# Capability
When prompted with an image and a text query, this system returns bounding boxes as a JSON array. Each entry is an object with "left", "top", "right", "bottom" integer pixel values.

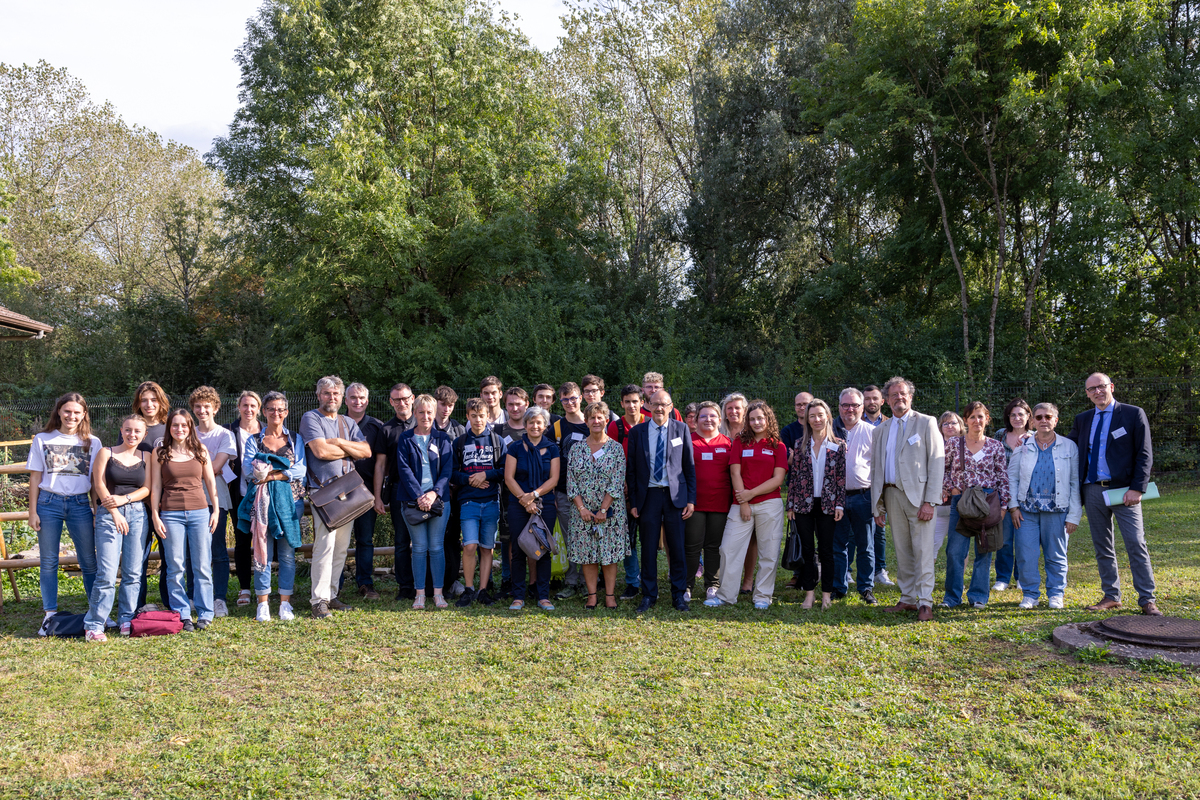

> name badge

[
  {"left": 716, "top": 447, "right": 727, "bottom": 453},
  {"left": 430, "top": 443, "right": 439, "bottom": 454},
  {"left": 971, "top": 448, "right": 986, "bottom": 462},
  {"left": 464, "top": 444, "right": 476, "bottom": 453},
  {"left": 1111, "top": 426, "right": 1127, "bottom": 439},
  {"left": 502, "top": 436, "right": 513, "bottom": 447},
  {"left": 824, "top": 441, "right": 839, "bottom": 453},
  {"left": 571, "top": 432, "right": 585, "bottom": 441},
  {"left": 702, "top": 452, "right": 714, "bottom": 461},
  {"left": 762, "top": 449, "right": 773, "bottom": 456},
  {"left": 907, "top": 434, "right": 921, "bottom": 446},
  {"left": 671, "top": 437, "right": 683, "bottom": 447},
  {"left": 592, "top": 449, "right": 604, "bottom": 460},
  {"left": 742, "top": 449, "right": 755, "bottom": 457}
]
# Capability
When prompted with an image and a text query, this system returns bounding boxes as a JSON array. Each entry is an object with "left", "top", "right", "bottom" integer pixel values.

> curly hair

[
  {"left": 737, "top": 399, "right": 781, "bottom": 445},
  {"left": 157, "top": 409, "right": 208, "bottom": 465},
  {"left": 188, "top": 385, "right": 221, "bottom": 413}
]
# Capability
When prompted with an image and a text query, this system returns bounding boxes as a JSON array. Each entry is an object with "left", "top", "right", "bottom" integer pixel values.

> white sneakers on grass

[
  {"left": 992, "top": 581, "right": 1010, "bottom": 592},
  {"left": 1019, "top": 597, "right": 1038, "bottom": 609},
  {"left": 278, "top": 601, "right": 295, "bottom": 621},
  {"left": 874, "top": 570, "right": 896, "bottom": 587},
  {"left": 256, "top": 601, "right": 271, "bottom": 622},
  {"left": 1048, "top": 596, "right": 1064, "bottom": 609},
  {"left": 256, "top": 600, "right": 295, "bottom": 621},
  {"left": 214, "top": 599, "right": 228, "bottom": 618}
]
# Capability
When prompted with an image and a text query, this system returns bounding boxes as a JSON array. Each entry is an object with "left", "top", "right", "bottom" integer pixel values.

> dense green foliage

[{"left": 1, "top": 0, "right": 1198, "bottom": 397}]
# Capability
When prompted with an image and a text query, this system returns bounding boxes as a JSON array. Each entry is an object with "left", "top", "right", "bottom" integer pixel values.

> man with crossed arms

[{"left": 870, "top": 376, "right": 944, "bottom": 622}]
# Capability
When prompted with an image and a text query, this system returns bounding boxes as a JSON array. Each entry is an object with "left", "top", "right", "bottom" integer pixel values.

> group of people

[{"left": 26, "top": 369, "right": 1162, "bottom": 639}]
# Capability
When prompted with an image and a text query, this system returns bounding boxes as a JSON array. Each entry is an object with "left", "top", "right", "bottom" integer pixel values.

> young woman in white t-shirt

[
  {"left": 28, "top": 392, "right": 103, "bottom": 634},
  {"left": 190, "top": 386, "right": 238, "bottom": 618}
]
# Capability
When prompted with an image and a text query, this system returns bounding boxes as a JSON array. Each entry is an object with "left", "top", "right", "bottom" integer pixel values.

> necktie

[
  {"left": 1088, "top": 409, "right": 1107, "bottom": 483},
  {"left": 653, "top": 425, "right": 666, "bottom": 484}
]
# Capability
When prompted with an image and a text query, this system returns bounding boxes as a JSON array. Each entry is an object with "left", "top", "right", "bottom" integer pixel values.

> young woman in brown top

[{"left": 150, "top": 409, "right": 219, "bottom": 631}]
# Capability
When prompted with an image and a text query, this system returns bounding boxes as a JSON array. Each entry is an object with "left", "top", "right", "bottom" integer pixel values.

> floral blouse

[
  {"left": 942, "top": 436, "right": 1010, "bottom": 508},
  {"left": 786, "top": 438, "right": 846, "bottom": 517}
]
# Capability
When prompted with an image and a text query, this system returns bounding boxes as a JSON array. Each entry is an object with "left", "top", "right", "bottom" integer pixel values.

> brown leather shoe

[
  {"left": 327, "top": 597, "right": 356, "bottom": 612},
  {"left": 1141, "top": 601, "right": 1164, "bottom": 616},
  {"left": 917, "top": 605, "right": 933, "bottom": 622},
  {"left": 1086, "top": 599, "right": 1122, "bottom": 612},
  {"left": 359, "top": 586, "right": 381, "bottom": 600},
  {"left": 883, "top": 602, "right": 919, "bottom": 613}
]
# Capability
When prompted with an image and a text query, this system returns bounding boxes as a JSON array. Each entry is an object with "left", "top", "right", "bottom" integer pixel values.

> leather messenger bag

[{"left": 309, "top": 416, "right": 375, "bottom": 530}]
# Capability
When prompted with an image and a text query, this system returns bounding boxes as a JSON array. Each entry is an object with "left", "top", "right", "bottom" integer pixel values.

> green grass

[{"left": 2, "top": 492, "right": 1199, "bottom": 799}]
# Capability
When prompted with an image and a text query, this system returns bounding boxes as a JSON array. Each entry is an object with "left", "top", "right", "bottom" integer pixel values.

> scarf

[{"left": 521, "top": 433, "right": 547, "bottom": 494}]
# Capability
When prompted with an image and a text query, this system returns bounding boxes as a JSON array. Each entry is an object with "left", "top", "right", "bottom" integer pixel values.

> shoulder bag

[
  {"left": 517, "top": 501, "right": 559, "bottom": 560},
  {"left": 309, "top": 416, "right": 374, "bottom": 530}
]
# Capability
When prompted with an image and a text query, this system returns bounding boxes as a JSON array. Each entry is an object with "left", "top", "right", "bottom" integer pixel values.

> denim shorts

[{"left": 459, "top": 500, "right": 499, "bottom": 549}]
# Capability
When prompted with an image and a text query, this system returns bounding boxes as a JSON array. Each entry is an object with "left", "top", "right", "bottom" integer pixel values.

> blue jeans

[
  {"left": 943, "top": 493, "right": 995, "bottom": 606},
  {"left": 253, "top": 536, "right": 297, "bottom": 597},
  {"left": 36, "top": 491, "right": 96, "bottom": 611},
  {"left": 460, "top": 500, "right": 500, "bottom": 549},
  {"left": 405, "top": 508, "right": 450, "bottom": 592},
  {"left": 161, "top": 509, "right": 214, "bottom": 621},
  {"left": 185, "top": 508, "right": 230, "bottom": 605},
  {"left": 994, "top": 513, "right": 1017, "bottom": 584},
  {"left": 85, "top": 503, "right": 150, "bottom": 630},
  {"left": 1015, "top": 509, "right": 1069, "bottom": 601},
  {"left": 833, "top": 492, "right": 875, "bottom": 594}
]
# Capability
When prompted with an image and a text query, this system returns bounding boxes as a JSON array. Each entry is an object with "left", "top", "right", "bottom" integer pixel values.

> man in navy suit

[
  {"left": 628, "top": 390, "right": 696, "bottom": 612},
  {"left": 1067, "top": 373, "right": 1160, "bottom": 615}
]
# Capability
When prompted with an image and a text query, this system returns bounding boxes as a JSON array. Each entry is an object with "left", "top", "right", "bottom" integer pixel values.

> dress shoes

[
  {"left": 1141, "top": 601, "right": 1164, "bottom": 616},
  {"left": 859, "top": 589, "right": 877, "bottom": 606},
  {"left": 636, "top": 597, "right": 655, "bottom": 614},
  {"left": 673, "top": 598, "right": 689, "bottom": 612},
  {"left": 883, "top": 602, "right": 919, "bottom": 613},
  {"left": 917, "top": 605, "right": 933, "bottom": 622},
  {"left": 1086, "top": 598, "right": 1122, "bottom": 612}
]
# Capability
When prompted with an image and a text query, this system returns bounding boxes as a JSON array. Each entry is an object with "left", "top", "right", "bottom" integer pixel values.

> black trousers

[
  {"left": 797, "top": 507, "right": 837, "bottom": 593},
  {"left": 684, "top": 510, "right": 726, "bottom": 592},
  {"left": 638, "top": 487, "right": 687, "bottom": 603}
]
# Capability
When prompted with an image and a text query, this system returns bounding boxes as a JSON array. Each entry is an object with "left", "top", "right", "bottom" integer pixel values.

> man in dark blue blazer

[
  {"left": 1066, "top": 373, "right": 1160, "bottom": 615},
  {"left": 628, "top": 390, "right": 696, "bottom": 612}
]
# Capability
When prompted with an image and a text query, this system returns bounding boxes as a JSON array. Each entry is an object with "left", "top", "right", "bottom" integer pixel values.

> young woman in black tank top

[{"left": 84, "top": 415, "right": 152, "bottom": 641}]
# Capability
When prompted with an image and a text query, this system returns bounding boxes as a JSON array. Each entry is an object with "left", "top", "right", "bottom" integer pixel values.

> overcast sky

[{"left": 1, "top": 0, "right": 568, "bottom": 156}]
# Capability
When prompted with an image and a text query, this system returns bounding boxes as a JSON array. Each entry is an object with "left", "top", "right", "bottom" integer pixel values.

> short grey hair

[
  {"left": 883, "top": 376, "right": 915, "bottom": 399},
  {"left": 1032, "top": 402, "right": 1059, "bottom": 418},
  {"left": 346, "top": 382, "right": 369, "bottom": 397},
  {"left": 263, "top": 391, "right": 289, "bottom": 409},
  {"left": 524, "top": 406, "right": 550, "bottom": 427},
  {"left": 316, "top": 375, "right": 344, "bottom": 394},
  {"left": 839, "top": 387, "right": 864, "bottom": 403}
]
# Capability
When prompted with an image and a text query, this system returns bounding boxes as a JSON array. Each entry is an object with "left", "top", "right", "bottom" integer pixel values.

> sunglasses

[{"left": 1034, "top": 414, "right": 1055, "bottom": 421}]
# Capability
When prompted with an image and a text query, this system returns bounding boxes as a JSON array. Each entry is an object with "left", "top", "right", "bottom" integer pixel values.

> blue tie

[
  {"left": 653, "top": 425, "right": 666, "bottom": 484},
  {"left": 1088, "top": 410, "right": 1107, "bottom": 484}
]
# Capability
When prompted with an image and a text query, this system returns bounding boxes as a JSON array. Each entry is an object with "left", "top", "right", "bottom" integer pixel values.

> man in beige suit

[{"left": 870, "top": 377, "right": 945, "bottom": 621}]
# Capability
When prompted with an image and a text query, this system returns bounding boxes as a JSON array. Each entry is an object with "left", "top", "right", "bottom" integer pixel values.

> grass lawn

[{"left": 1, "top": 490, "right": 1198, "bottom": 799}]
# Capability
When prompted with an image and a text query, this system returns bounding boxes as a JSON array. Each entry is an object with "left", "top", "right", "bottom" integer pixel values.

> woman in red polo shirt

[
  {"left": 686, "top": 401, "right": 732, "bottom": 601},
  {"left": 706, "top": 400, "right": 788, "bottom": 609}
]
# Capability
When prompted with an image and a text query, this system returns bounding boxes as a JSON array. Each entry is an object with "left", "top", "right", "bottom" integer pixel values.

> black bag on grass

[{"left": 43, "top": 612, "right": 86, "bottom": 638}]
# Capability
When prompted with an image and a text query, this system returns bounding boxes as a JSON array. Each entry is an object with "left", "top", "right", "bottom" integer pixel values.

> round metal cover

[{"left": 1096, "top": 616, "right": 1200, "bottom": 648}]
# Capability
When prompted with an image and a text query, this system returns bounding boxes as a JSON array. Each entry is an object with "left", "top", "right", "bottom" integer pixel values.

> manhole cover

[{"left": 1096, "top": 616, "right": 1200, "bottom": 648}]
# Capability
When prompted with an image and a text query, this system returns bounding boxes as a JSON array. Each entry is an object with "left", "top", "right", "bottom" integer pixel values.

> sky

[{"left": 1, "top": 0, "right": 568, "bottom": 156}]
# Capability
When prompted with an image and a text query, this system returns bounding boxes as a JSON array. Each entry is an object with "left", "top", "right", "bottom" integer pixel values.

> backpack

[
  {"left": 129, "top": 609, "right": 184, "bottom": 637},
  {"left": 42, "top": 612, "right": 86, "bottom": 638}
]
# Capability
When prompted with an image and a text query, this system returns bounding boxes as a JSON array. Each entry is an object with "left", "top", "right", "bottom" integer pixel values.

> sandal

[
  {"left": 605, "top": 593, "right": 617, "bottom": 609},
  {"left": 585, "top": 592, "right": 598, "bottom": 610},
  {"left": 433, "top": 594, "right": 448, "bottom": 609},
  {"left": 237, "top": 590, "right": 252, "bottom": 607},
  {"left": 412, "top": 595, "right": 426, "bottom": 610},
  {"left": 509, "top": 600, "right": 525, "bottom": 611},
  {"left": 538, "top": 600, "right": 555, "bottom": 611}
]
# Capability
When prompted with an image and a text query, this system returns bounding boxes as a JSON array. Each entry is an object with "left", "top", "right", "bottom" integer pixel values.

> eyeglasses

[
  {"left": 265, "top": 407, "right": 288, "bottom": 414},
  {"left": 1033, "top": 414, "right": 1055, "bottom": 421},
  {"left": 1086, "top": 384, "right": 1111, "bottom": 394},
  {"left": 561, "top": 396, "right": 580, "bottom": 404},
  {"left": 391, "top": 394, "right": 414, "bottom": 403},
  {"left": 840, "top": 403, "right": 862, "bottom": 409},
  {"left": 649, "top": 402, "right": 672, "bottom": 409}
]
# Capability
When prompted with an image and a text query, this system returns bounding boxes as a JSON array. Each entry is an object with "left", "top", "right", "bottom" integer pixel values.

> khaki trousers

[
  {"left": 883, "top": 486, "right": 936, "bottom": 607},
  {"left": 310, "top": 512, "right": 353, "bottom": 605},
  {"left": 715, "top": 498, "right": 785, "bottom": 606}
]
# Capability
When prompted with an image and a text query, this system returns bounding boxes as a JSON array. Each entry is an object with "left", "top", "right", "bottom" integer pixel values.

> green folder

[{"left": 1103, "top": 482, "right": 1159, "bottom": 506}]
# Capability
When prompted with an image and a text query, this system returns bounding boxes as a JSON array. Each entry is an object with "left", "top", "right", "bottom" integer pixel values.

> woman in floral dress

[{"left": 565, "top": 401, "right": 628, "bottom": 609}]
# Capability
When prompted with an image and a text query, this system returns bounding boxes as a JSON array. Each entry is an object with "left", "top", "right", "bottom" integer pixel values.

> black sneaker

[
  {"left": 620, "top": 585, "right": 640, "bottom": 600},
  {"left": 395, "top": 588, "right": 416, "bottom": 602},
  {"left": 499, "top": 578, "right": 513, "bottom": 594},
  {"left": 477, "top": 587, "right": 496, "bottom": 606},
  {"left": 182, "top": 619, "right": 195, "bottom": 632},
  {"left": 195, "top": 619, "right": 210, "bottom": 631},
  {"left": 860, "top": 589, "right": 877, "bottom": 606},
  {"left": 456, "top": 588, "right": 476, "bottom": 608}
]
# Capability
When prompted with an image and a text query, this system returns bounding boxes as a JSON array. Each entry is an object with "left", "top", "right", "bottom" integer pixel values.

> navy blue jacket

[
  {"left": 394, "top": 428, "right": 454, "bottom": 504},
  {"left": 627, "top": 417, "right": 696, "bottom": 512},
  {"left": 1066, "top": 401, "right": 1153, "bottom": 492}
]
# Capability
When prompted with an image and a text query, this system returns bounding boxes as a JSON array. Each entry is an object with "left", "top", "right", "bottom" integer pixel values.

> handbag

[
  {"left": 955, "top": 438, "right": 1005, "bottom": 552},
  {"left": 308, "top": 416, "right": 374, "bottom": 530},
  {"left": 517, "top": 500, "right": 558, "bottom": 560},
  {"left": 783, "top": 515, "right": 805, "bottom": 570},
  {"left": 42, "top": 612, "right": 86, "bottom": 638},
  {"left": 403, "top": 497, "right": 445, "bottom": 526},
  {"left": 129, "top": 608, "right": 184, "bottom": 637}
]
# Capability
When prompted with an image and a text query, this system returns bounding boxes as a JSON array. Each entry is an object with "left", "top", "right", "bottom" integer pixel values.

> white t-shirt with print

[{"left": 29, "top": 431, "right": 102, "bottom": 496}]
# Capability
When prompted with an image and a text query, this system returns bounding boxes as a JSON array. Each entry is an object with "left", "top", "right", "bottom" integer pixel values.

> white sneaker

[
  {"left": 874, "top": 570, "right": 896, "bottom": 587},
  {"left": 992, "top": 581, "right": 1009, "bottom": 592},
  {"left": 1018, "top": 597, "right": 1037, "bottom": 609},
  {"left": 684, "top": 589, "right": 691, "bottom": 602},
  {"left": 706, "top": 586, "right": 718, "bottom": 600},
  {"left": 38, "top": 611, "right": 54, "bottom": 637},
  {"left": 278, "top": 601, "right": 295, "bottom": 621},
  {"left": 972, "top": 601, "right": 987, "bottom": 609},
  {"left": 1048, "top": 596, "right": 1064, "bottom": 609},
  {"left": 214, "top": 599, "right": 228, "bottom": 618},
  {"left": 255, "top": 601, "right": 271, "bottom": 622}
]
